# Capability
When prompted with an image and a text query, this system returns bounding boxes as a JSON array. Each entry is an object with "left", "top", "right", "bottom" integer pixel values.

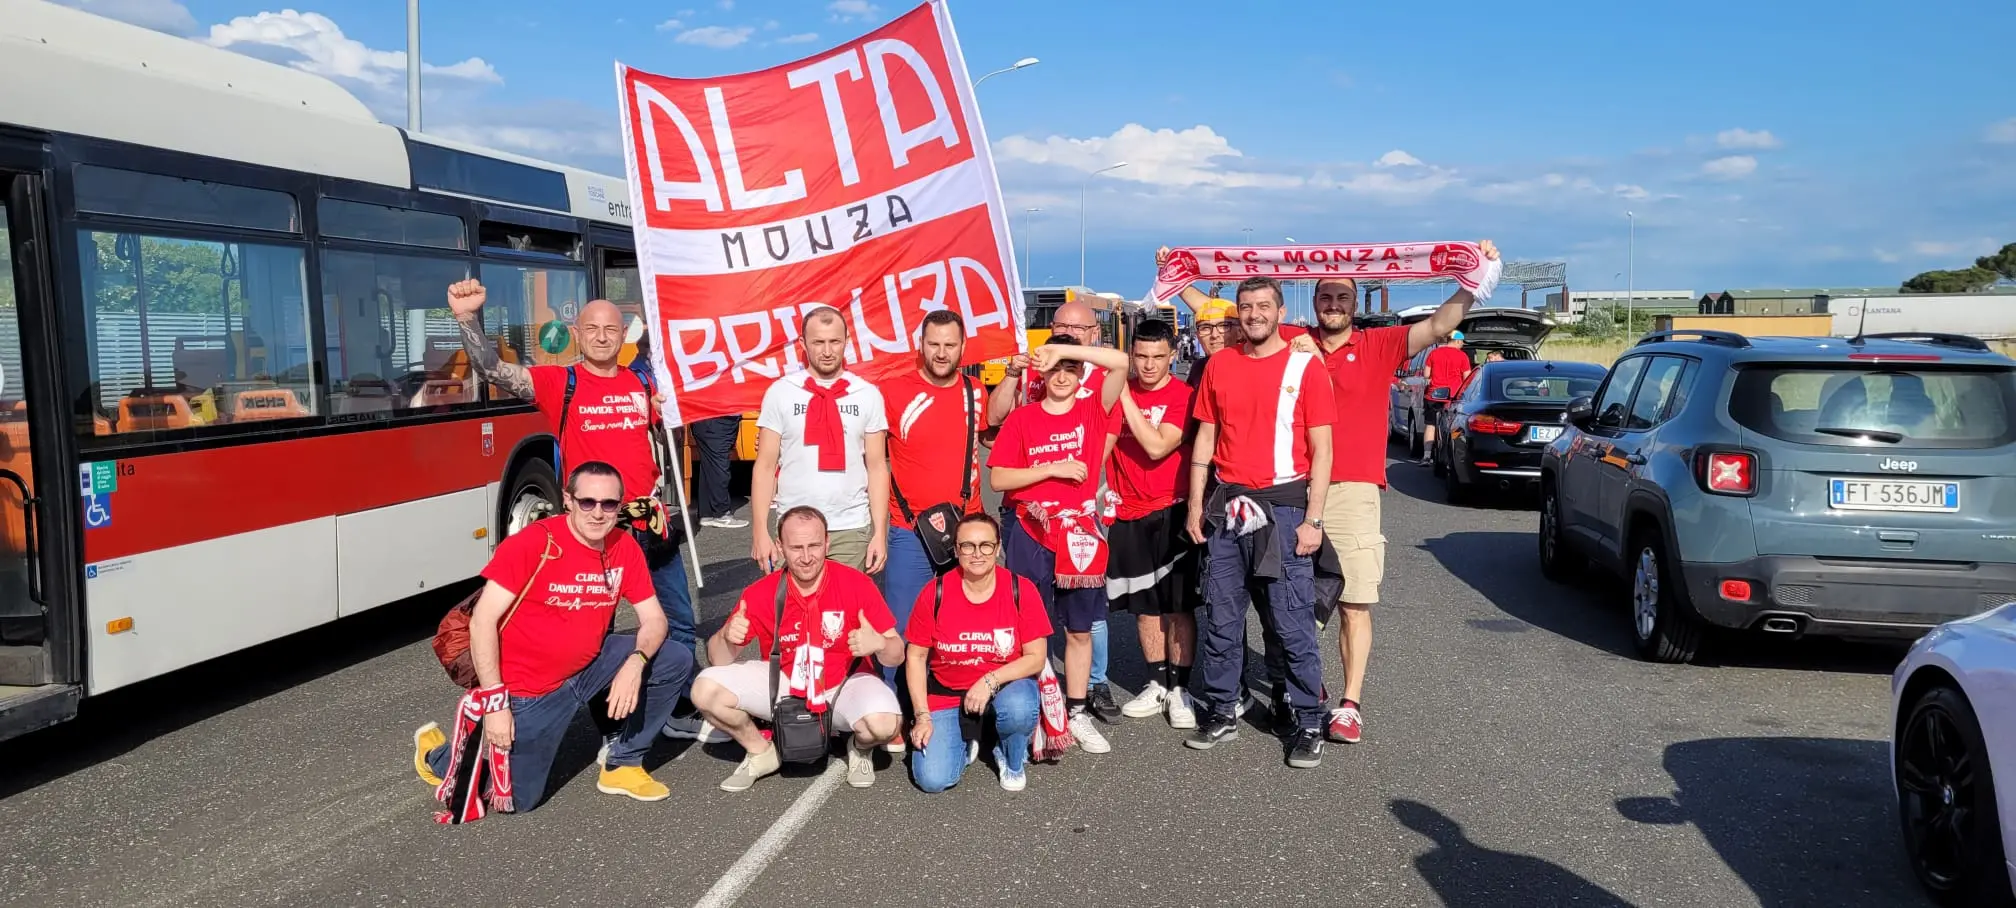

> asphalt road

[{"left": 0, "top": 444, "right": 1931, "bottom": 908}]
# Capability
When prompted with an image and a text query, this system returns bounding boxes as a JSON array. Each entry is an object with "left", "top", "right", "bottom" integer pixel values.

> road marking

[{"left": 691, "top": 761, "right": 845, "bottom": 908}]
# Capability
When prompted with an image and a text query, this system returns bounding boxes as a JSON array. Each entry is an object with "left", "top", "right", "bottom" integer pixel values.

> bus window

[
  {"left": 74, "top": 230, "right": 315, "bottom": 438},
  {"left": 319, "top": 199, "right": 465, "bottom": 251},
  {"left": 478, "top": 262, "right": 588, "bottom": 397},
  {"left": 319, "top": 249, "right": 471, "bottom": 414}
]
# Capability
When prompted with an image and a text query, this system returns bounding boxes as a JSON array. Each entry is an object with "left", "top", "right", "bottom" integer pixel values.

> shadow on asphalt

[
  {"left": 1618, "top": 737, "right": 1929, "bottom": 908},
  {"left": 0, "top": 581, "right": 472, "bottom": 801},
  {"left": 1420, "top": 530, "right": 1908, "bottom": 674},
  {"left": 1393, "top": 799, "right": 1637, "bottom": 906}
]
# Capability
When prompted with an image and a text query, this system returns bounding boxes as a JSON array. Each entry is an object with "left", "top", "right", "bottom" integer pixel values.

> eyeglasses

[
  {"left": 956, "top": 541, "right": 1000, "bottom": 555},
  {"left": 1050, "top": 322, "right": 1097, "bottom": 332},
  {"left": 573, "top": 496, "right": 622, "bottom": 514},
  {"left": 1197, "top": 323, "right": 1232, "bottom": 334}
]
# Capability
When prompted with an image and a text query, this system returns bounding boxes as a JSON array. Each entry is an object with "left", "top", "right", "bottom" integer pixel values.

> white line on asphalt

[{"left": 690, "top": 761, "right": 845, "bottom": 908}]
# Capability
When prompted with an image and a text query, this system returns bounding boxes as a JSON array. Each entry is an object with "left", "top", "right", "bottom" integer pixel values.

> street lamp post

[
  {"left": 975, "top": 56, "right": 1040, "bottom": 86},
  {"left": 1079, "top": 161, "right": 1127, "bottom": 285},
  {"left": 406, "top": 0, "right": 421, "bottom": 131},
  {"left": 1020, "top": 207, "right": 1039, "bottom": 284},
  {"left": 1626, "top": 210, "right": 1636, "bottom": 337}
]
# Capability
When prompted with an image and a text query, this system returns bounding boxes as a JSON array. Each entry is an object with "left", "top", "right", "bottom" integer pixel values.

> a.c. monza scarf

[{"left": 1150, "top": 241, "right": 1503, "bottom": 303}]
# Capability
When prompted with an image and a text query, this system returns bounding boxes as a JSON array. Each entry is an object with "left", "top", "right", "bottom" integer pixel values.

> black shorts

[{"left": 1104, "top": 505, "right": 1198, "bottom": 616}]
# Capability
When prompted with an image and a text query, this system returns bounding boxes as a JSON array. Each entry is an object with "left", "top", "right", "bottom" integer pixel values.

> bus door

[{"left": 0, "top": 159, "right": 85, "bottom": 742}]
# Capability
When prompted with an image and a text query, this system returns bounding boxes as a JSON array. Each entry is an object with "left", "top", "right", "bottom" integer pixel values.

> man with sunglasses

[
  {"left": 411, "top": 461, "right": 692, "bottom": 808},
  {"left": 445, "top": 280, "right": 712, "bottom": 743},
  {"left": 985, "top": 297, "right": 1123, "bottom": 724}
]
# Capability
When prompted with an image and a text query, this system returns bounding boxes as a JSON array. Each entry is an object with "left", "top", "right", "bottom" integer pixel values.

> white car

[{"left": 1891, "top": 601, "right": 2016, "bottom": 906}]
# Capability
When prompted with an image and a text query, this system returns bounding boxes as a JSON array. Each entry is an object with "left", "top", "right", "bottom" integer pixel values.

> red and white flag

[{"left": 615, "top": 1, "right": 1026, "bottom": 426}]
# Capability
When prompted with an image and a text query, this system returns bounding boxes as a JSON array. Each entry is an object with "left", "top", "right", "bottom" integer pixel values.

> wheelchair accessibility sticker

[{"left": 80, "top": 463, "right": 115, "bottom": 529}]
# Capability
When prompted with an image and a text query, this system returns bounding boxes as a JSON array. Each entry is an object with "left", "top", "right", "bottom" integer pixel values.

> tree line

[{"left": 1901, "top": 242, "right": 2016, "bottom": 293}]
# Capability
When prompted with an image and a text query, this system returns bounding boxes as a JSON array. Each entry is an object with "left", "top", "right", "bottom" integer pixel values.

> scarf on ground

[
  {"left": 803, "top": 377, "right": 852, "bottom": 472},
  {"left": 1150, "top": 241, "right": 1504, "bottom": 303},
  {"left": 1019, "top": 502, "right": 1109, "bottom": 589},
  {"left": 1029, "top": 663, "right": 1073, "bottom": 762},
  {"left": 434, "top": 684, "right": 515, "bottom": 824}
]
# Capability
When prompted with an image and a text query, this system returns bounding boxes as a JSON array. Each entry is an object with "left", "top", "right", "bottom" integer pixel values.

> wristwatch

[
  {"left": 630, "top": 649, "right": 651, "bottom": 666},
  {"left": 1303, "top": 517, "right": 1324, "bottom": 529}
]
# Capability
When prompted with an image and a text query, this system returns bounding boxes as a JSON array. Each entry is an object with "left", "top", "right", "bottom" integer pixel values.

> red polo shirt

[{"left": 1321, "top": 325, "right": 1412, "bottom": 488}]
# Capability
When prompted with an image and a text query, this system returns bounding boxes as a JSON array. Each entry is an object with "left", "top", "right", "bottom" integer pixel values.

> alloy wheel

[{"left": 1633, "top": 547, "right": 1661, "bottom": 641}]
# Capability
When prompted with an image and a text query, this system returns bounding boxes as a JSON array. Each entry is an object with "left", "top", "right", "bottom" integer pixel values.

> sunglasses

[
  {"left": 573, "top": 496, "right": 622, "bottom": 514},
  {"left": 956, "top": 541, "right": 1000, "bottom": 555}
]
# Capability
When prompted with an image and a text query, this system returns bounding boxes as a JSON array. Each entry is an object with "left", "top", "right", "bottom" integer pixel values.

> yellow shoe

[
  {"left": 596, "top": 764, "right": 670, "bottom": 802},
  {"left": 413, "top": 722, "right": 445, "bottom": 788}
]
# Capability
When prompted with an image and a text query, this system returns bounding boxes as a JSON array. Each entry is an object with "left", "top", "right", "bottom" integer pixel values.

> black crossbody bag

[
  {"left": 890, "top": 375, "right": 977, "bottom": 575},
  {"left": 768, "top": 580, "right": 836, "bottom": 765}
]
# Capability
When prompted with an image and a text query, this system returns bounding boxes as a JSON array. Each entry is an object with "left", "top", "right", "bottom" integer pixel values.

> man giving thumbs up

[{"left": 692, "top": 506, "right": 906, "bottom": 791}]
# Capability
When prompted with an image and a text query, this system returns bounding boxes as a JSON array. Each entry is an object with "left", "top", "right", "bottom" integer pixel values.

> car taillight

[
  {"left": 1719, "top": 579, "right": 1753, "bottom": 602},
  {"left": 1698, "top": 451, "right": 1755, "bottom": 496},
  {"left": 1468, "top": 414, "right": 1524, "bottom": 435}
]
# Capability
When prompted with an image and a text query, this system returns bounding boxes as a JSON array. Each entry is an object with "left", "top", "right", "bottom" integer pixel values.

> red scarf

[
  {"left": 804, "top": 377, "right": 852, "bottom": 472},
  {"left": 434, "top": 684, "right": 515, "bottom": 823},
  {"left": 1020, "top": 503, "right": 1108, "bottom": 589}
]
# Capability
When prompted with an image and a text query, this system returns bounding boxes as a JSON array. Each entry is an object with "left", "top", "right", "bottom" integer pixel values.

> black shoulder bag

[
  {"left": 768, "top": 579, "right": 833, "bottom": 765},
  {"left": 890, "top": 376, "right": 977, "bottom": 575}
]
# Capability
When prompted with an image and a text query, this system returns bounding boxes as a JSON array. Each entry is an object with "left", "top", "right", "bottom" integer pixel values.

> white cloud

[
  {"left": 1716, "top": 128, "right": 1782, "bottom": 150},
  {"left": 656, "top": 18, "right": 683, "bottom": 31},
  {"left": 1615, "top": 184, "right": 1651, "bottom": 200},
  {"left": 1701, "top": 155, "right": 1758, "bottom": 179},
  {"left": 764, "top": 19, "right": 780, "bottom": 29},
  {"left": 1987, "top": 118, "right": 2016, "bottom": 144},
  {"left": 997, "top": 124, "right": 1304, "bottom": 190},
  {"left": 204, "top": 11, "right": 500, "bottom": 90},
  {"left": 1908, "top": 238, "right": 1999, "bottom": 258},
  {"left": 777, "top": 32, "right": 821, "bottom": 44},
  {"left": 827, "top": 0, "right": 881, "bottom": 21},
  {"left": 1374, "top": 150, "right": 1423, "bottom": 168},
  {"left": 54, "top": 0, "right": 197, "bottom": 34},
  {"left": 674, "top": 25, "right": 755, "bottom": 48},
  {"left": 677, "top": 8, "right": 696, "bottom": 16},
  {"left": 717, "top": 0, "right": 735, "bottom": 8}
]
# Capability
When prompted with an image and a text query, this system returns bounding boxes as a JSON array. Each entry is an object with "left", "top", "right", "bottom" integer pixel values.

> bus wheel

[{"left": 504, "top": 457, "right": 560, "bottom": 538}]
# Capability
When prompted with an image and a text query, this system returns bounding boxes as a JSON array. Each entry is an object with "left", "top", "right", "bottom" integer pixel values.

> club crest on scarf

[{"left": 434, "top": 684, "right": 516, "bottom": 824}]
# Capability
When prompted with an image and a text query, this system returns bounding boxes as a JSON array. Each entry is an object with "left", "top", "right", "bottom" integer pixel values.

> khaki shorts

[
  {"left": 1323, "top": 482, "right": 1385, "bottom": 605},
  {"left": 693, "top": 660, "right": 899, "bottom": 730},
  {"left": 766, "top": 511, "right": 872, "bottom": 572}
]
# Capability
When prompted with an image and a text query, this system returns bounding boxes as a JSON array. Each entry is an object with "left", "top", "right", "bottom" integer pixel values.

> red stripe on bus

[{"left": 82, "top": 413, "right": 547, "bottom": 562}]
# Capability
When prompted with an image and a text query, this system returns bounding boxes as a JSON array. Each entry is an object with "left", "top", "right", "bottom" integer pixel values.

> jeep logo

[{"left": 1880, "top": 458, "right": 1919, "bottom": 472}]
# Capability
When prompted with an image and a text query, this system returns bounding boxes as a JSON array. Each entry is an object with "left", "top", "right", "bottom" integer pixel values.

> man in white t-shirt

[{"left": 751, "top": 307, "right": 891, "bottom": 574}]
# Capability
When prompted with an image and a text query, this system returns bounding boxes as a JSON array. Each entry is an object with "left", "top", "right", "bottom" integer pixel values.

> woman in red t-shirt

[{"left": 903, "top": 513, "right": 1052, "bottom": 793}]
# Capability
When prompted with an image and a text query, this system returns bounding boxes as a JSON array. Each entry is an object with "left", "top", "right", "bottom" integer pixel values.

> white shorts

[{"left": 694, "top": 660, "right": 900, "bottom": 730}]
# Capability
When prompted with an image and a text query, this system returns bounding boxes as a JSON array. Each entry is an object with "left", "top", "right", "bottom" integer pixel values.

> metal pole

[
  {"left": 406, "top": 0, "right": 421, "bottom": 132},
  {"left": 1023, "top": 207, "right": 1038, "bottom": 285},
  {"left": 1079, "top": 162, "right": 1126, "bottom": 286},
  {"left": 1626, "top": 211, "right": 1636, "bottom": 338}
]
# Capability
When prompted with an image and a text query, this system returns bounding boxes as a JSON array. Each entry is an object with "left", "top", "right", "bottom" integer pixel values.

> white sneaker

[
  {"left": 1165, "top": 687, "right": 1198, "bottom": 730},
  {"left": 1121, "top": 681, "right": 1168, "bottom": 718},
  {"left": 999, "top": 765, "right": 1027, "bottom": 792},
  {"left": 845, "top": 742, "right": 876, "bottom": 789},
  {"left": 662, "top": 713, "right": 728, "bottom": 743},
  {"left": 1069, "top": 712, "right": 1111, "bottom": 754},
  {"left": 701, "top": 514, "right": 750, "bottom": 529}
]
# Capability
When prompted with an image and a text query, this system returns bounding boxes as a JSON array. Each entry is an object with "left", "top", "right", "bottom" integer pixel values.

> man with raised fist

[{"left": 691, "top": 506, "right": 906, "bottom": 791}]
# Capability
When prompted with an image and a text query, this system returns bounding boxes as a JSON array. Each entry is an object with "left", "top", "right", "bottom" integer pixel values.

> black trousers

[{"left": 689, "top": 414, "right": 741, "bottom": 518}]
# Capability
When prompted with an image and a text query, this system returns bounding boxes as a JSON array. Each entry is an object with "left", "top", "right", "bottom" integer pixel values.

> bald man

[{"left": 447, "top": 280, "right": 710, "bottom": 744}]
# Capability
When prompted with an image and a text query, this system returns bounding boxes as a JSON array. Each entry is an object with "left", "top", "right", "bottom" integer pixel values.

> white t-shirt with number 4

[{"left": 757, "top": 369, "right": 888, "bottom": 532}]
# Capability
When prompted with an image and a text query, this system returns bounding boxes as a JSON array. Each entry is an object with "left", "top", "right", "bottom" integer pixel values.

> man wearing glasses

[{"left": 985, "top": 297, "right": 1124, "bottom": 725}]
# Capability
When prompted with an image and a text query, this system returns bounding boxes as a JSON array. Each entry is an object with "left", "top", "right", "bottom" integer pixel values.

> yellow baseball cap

[{"left": 1198, "top": 298, "right": 1236, "bottom": 322}]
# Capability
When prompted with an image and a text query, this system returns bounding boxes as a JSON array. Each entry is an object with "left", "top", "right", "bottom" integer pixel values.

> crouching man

[
  {"left": 693, "top": 506, "right": 906, "bottom": 791},
  {"left": 412, "top": 461, "right": 694, "bottom": 810}
]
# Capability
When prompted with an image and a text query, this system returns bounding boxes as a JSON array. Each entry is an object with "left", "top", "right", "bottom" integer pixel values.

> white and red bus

[{"left": 0, "top": 3, "right": 661, "bottom": 741}]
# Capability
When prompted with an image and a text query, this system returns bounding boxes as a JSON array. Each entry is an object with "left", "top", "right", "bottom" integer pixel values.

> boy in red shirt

[
  {"left": 1102, "top": 320, "right": 1200, "bottom": 729},
  {"left": 987, "top": 336, "right": 1127, "bottom": 755},
  {"left": 691, "top": 507, "right": 907, "bottom": 792},
  {"left": 411, "top": 461, "right": 693, "bottom": 810}
]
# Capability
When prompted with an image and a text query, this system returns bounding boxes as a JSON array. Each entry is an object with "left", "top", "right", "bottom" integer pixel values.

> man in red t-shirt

[
  {"left": 878, "top": 310, "right": 989, "bottom": 649},
  {"left": 410, "top": 461, "right": 692, "bottom": 810},
  {"left": 691, "top": 506, "right": 907, "bottom": 792},
  {"left": 1099, "top": 320, "right": 1201, "bottom": 730},
  {"left": 1419, "top": 332, "right": 1472, "bottom": 466},
  {"left": 1184, "top": 276, "right": 1337, "bottom": 767},
  {"left": 445, "top": 280, "right": 709, "bottom": 743},
  {"left": 1302, "top": 243, "right": 1501, "bottom": 747},
  {"left": 988, "top": 336, "right": 1127, "bottom": 755}
]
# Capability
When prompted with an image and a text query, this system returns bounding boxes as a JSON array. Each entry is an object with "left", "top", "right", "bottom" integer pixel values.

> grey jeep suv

[{"left": 1538, "top": 329, "right": 2016, "bottom": 663}]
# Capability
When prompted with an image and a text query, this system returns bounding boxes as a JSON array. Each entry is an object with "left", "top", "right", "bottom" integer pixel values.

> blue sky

[{"left": 60, "top": 0, "right": 2016, "bottom": 303}]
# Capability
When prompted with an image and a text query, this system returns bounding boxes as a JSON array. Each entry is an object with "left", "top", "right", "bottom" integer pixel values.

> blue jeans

[
  {"left": 1090, "top": 619, "right": 1109, "bottom": 688},
  {"left": 880, "top": 530, "right": 938, "bottom": 690},
  {"left": 428, "top": 633, "right": 694, "bottom": 812},
  {"left": 1197, "top": 504, "right": 1324, "bottom": 730},
  {"left": 647, "top": 543, "right": 697, "bottom": 656},
  {"left": 910, "top": 677, "right": 1040, "bottom": 793}
]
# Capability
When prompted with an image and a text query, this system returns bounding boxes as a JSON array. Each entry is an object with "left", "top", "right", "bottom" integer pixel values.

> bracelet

[
  {"left": 983, "top": 674, "right": 1000, "bottom": 693},
  {"left": 630, "top": 649, "right": 651, "bottom": 665}
]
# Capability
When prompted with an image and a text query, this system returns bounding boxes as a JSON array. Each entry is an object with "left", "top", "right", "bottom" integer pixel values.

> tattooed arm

[{"left": 446, "top": 279, "right": 535, "bottom": 399}]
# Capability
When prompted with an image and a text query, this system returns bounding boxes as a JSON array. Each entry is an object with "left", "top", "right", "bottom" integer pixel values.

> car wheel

[
  {"left": 1442, "top": 454, "right": 1473, "bottom": 505},
  {"left": 1897, "top": 684, "right": 2015, "bottom": 907},
  {"left": 1537, "top": 483, "right": 1580, "bottom": 581},
  {"left": 1629, "top": 529, "right": 1705, "bottom": 663}
]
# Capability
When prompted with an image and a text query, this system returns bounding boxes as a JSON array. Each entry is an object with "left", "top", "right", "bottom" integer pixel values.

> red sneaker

[{"left": 1327, "top": 704, "right": 1363, "bottom": 744}]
